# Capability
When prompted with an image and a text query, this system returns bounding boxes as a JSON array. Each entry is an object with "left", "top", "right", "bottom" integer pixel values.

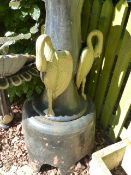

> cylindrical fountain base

[{"left": 22, "top": 98, "right": 95, "bottom": 174}]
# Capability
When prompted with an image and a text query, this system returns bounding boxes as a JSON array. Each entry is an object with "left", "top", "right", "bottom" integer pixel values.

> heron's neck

[
  {"left": 40, "top": 39, "right": 47, "bottom": 71},
  {"left": 87, "top": 31, "right": 103, "bottom": 58},
  {"left": 36, "top": 37, "right": 47, "bottom": 72},
  {"left": 44, "top": 41, "right": 55, "bottom": 62},
  {"left": 87, "top": 32, "right": 94, "bottom": 52}
]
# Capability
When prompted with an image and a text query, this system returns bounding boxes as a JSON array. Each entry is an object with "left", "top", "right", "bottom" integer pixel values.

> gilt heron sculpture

[
  {"left": 36, "top": 34, "right": 73, "bottom": 116},
  {"left": 76, "top": 30, "right": 103, "bottom": 100}
]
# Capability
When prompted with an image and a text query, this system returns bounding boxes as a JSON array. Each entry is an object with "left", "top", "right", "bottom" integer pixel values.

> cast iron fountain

[{"left": 22, "top": 0, "right": 103, "bottom": 174}]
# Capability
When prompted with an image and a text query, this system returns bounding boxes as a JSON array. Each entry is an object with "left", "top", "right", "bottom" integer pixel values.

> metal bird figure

[
  {"left": 36, "top": 34, "right": 73, "bottom": 116},
  {"left": 76, "top": 30, "right": 103, "bottom": 100}
]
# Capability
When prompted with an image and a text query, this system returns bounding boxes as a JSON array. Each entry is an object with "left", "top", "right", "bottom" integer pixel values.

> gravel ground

[{"left": 0, "top": 103, "right": 123, "bottom": 175}]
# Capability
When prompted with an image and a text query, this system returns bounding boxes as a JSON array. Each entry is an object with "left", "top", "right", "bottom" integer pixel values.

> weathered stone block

[{"left": 89, "top": 137, "right": 131, "bottom": 175}]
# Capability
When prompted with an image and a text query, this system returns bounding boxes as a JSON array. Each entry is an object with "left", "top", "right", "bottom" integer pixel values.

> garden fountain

[
  {"left": 0, "top": 54, "right": 39, "bottom": 128},
  {"left": 22, "top": 0, "right": 103, "bottom": 174},
  {"left": 0, "top": 34, "right": 39, "bottom": 128}
]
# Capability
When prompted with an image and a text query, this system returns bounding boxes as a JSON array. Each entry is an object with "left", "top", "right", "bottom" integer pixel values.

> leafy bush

[
  {"left": 0, "top": 0, "right": 45, "bottom": 54},
  {"left": 7, "top": 76, "right": 44, "bottom": 103},
  {"left": 0, "top": 0, "right": 45, "bottom": 102}
]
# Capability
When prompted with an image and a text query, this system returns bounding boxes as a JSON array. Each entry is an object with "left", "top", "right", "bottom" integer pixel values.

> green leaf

[
  {"left": 30, "top": 5, "right": 40, "bottom": 21},
  {"left": 21, "top": 11, "right": 28, "bottom": 18},
  {"left": 15, "top": 89, "right": 22, "bottom": 97},
  {"left": 35, "top": 86, "right": 42, "bottom": 94},
  {"left": 23, "top": 84, "right": 28, "bottom": 93},
  {"left": 30, "top": 23, "right": 39, "bottom": 34},
  {"left": 5, "top": 31, "right": 15, "bottom": 37},
  {"left": 9, "top": 1, "right": 21, "bottom": 10}
]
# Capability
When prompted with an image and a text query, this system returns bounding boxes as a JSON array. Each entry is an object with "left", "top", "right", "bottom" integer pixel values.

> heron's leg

[
  {"left": 81, "top": 78, "right": 87, "bottom": 100},
  {"left": 47, "top": 89, "right": 55, "bottom": 116}
]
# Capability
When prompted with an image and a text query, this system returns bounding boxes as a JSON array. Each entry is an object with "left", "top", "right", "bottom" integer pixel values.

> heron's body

[
  {"left": 76, "top": 30, "right": 103, "bottom": 100},
  {"left": 36, "top": 34, "right": 73, "bottom": 116}
]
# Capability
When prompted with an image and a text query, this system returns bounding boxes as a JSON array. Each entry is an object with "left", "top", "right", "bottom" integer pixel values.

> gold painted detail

[
  {"left": 36, "top": 34, "right": 73, "bottom": 117},
  {"left": 76, "top": 30, "right": 103, "bottom": 100}
]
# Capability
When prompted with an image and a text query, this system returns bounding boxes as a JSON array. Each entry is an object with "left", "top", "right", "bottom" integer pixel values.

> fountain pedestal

[{"left": 22, "top": 98, "right": 95, "bottom": 173}]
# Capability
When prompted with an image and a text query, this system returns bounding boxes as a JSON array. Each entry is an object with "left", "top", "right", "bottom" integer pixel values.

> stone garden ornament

[
  {"left": 22, "top": 30, "right": 103, "bottom": 174},
  {"left": 22, "top": 0, "right": 103, "bottom": 173}
]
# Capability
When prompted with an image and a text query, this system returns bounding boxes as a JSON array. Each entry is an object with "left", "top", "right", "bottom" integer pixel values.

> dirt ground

[{"left": 0, "top": 103, "right": 124, "bottom": 175}]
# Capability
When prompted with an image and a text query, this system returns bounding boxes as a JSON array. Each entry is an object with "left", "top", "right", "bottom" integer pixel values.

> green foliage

[
  {"left": 0, "top": 0, "right": 45, "bottom": 102},
  {"left": 7, "top": 77, "right": 44, "bottom": 103},
  {"left": 0, "top": 0, "right": 45, "bottom": 54}
]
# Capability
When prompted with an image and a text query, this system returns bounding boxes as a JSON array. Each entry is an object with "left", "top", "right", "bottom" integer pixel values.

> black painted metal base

[
  {"left": 0, "top": 90, "right": 13, "bottom": 128},
  {"left": 22, "top": 98, "right": 95, "bottom": 174}
]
